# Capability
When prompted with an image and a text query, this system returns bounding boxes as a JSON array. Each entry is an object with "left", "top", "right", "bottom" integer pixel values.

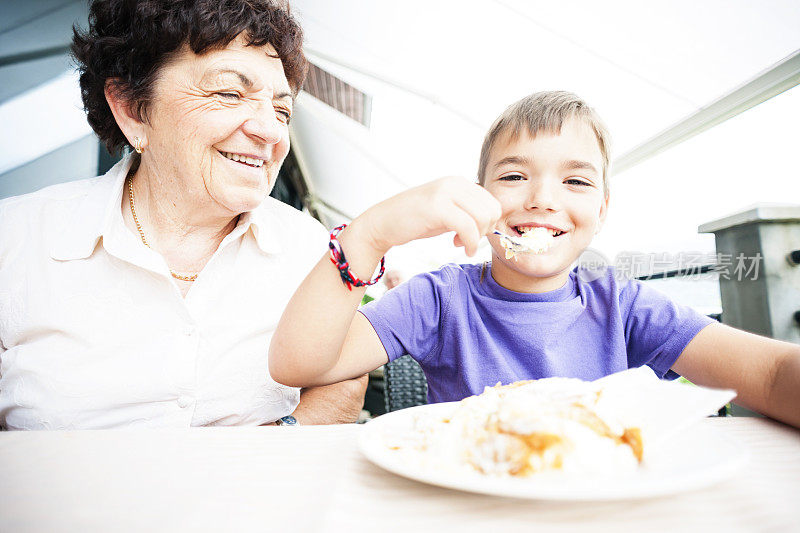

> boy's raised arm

[{"left": 269, "top": 177, "right": 501, "bottom": 388}]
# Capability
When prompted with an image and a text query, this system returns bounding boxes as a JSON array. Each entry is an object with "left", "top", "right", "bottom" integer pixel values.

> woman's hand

[
  {"left": 352, "top": 177, "right": 502, "bottom": 258},
  {"left": 291, "top": 375, "right": 369, "bottom": 424}
]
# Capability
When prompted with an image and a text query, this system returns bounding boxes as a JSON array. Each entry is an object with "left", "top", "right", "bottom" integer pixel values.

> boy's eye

[
  {"left": 565, "top": 177, "right": 591, "bottom": 186},
  {"left": 499, "top": 174, "right": 525, "bottom": 181}
]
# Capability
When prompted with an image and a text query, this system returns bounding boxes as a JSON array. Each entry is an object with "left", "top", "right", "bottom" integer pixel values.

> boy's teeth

[
  {"left": 517, "top": 226, "right": 563, "bottom": 236},
  {"left": 517, "top": 226, "right": 557, "bottom": 235}
]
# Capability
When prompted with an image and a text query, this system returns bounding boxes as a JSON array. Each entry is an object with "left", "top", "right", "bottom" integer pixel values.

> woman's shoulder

[
  {"left": 254, "top": 196, "right": 327, "bottom": 234},
  {"left": 0, "top": 175, "right": 114, "bottom": 265},
  {"left": 249, "top": 196, "right": 329, "bottom": 260},
  {"left": 1, "top": 155, "right": 131, "bottom": 219},
  {"left": 0, "top": 176, "right": 104, "bottom": 212},
  {"left": 0, "top": 175, "right": 110, "bottom": 238}
]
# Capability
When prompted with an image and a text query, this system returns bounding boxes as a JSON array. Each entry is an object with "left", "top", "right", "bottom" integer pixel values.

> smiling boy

[
  {"left": 270, "top": 91, "right": 800, "bottom": 428},
  {"left": 479, "top": 100, "right": 608, "bottom": 293}
]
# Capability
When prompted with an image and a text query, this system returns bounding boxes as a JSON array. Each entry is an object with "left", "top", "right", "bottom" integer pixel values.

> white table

[{"left": 1, "top": 418, "right": 798, "bottom": 532}]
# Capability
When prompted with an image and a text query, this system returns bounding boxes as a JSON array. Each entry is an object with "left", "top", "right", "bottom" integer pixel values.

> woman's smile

[
  {"left": 218, "top": 150, "right": 266, "bottom": 168},
  {"left": 214, "top": 148, "right": 273, "bottom": 190}
]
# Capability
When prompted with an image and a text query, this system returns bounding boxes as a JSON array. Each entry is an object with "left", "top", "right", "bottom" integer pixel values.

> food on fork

[
  {"left": 499, "top": 226, "right": 554, "bottom": 259},
  {"left": 393, "top": 376, "right": 644, "bottom": 478}
]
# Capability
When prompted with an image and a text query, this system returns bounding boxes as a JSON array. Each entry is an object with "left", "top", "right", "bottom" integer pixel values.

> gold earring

[{"left": 132, "top": 137, "right": 145, "bottom": 154}]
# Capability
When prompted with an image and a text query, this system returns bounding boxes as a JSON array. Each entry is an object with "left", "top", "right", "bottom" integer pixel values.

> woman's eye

[
  {"left": 499, "top": 174, "right": 525, "bottom": 181},
  {"left": 215, "top": 92, "right": 241, "bottom": 100},
  {"left": 276, "top": 108, "right": 292, "bottom": 124}
]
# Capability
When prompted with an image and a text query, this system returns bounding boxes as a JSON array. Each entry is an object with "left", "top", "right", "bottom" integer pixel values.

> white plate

[{"left": 359, "top": 402, "right": 748, "bottom": 501}]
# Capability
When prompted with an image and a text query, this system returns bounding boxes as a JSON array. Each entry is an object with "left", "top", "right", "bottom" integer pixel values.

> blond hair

[{"left": 477, "top": 91, "right": 611, "bottom": 197}]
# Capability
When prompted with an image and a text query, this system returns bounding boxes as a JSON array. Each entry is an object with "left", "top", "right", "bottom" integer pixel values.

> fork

[{"left": 492, "top": 230, "right": 528, "bottom": 250}]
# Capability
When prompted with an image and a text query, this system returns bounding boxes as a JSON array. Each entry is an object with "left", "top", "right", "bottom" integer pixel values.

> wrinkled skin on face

[
  {"left": 140, "top": 36, "right": 293, "bottom": 219},
  {"left": 483, "top": 118, "right": 609, "bottom": 293}
]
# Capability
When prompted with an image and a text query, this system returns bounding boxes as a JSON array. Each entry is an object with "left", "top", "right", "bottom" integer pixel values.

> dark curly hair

[{"left": 72, "top": 0, "right": 308, "bottom": 154}]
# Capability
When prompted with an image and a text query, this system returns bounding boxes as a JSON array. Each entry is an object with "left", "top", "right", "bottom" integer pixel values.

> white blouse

[{"left": 0, "top": 155, "right": 329, "bottom": 430}]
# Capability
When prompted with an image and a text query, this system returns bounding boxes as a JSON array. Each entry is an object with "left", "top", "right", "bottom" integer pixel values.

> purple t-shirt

[{"left": 360, "top": 263, "right": 713, "bottom": 403}]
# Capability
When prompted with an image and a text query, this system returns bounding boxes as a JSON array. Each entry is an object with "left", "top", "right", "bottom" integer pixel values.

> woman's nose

[{"left": 241, "top": 108, "right": 283, "bottom": 145}]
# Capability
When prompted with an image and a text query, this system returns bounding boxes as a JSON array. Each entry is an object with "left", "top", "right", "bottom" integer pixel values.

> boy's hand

[{"left": 356, "top": 177, "right": 501, "bottom": 257}]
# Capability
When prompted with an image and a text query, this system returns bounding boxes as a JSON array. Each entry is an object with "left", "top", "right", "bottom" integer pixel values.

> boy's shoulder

[
  {"left": 438, "top": 262, "right": 484, "bottom": 277},
  {"left": 575, "top": 265, "right": 677, "bottom": 315},
  {"left": 409, "top": 262, "right": 483, "bottom": 286},
  {"left": 386, "top": 263, "right": 482, "bottom": 301},
  {"left": 574, "top": 265, "right": 640, "bottom": 301}
]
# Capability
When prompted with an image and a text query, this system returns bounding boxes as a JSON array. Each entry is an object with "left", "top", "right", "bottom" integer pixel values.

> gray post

[{"left": 699, "top": 205, "right": 800, "bottom": 416}]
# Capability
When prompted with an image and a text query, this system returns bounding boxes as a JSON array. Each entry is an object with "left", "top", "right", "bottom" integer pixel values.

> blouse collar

[{"left": 50, "top": 153, "right": 281, "bottom": 261}]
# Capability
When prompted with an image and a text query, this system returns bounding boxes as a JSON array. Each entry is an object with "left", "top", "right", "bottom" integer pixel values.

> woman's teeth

[{"left": 221, "top": 151, "right": 264, "bottom": 168}]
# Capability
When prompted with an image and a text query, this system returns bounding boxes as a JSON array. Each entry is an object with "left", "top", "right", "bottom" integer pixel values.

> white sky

[{"left": 594, "top": 83, "right": 800, "bottom": 260}]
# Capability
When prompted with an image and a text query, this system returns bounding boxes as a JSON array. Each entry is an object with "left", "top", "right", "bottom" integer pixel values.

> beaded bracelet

[{"left": 329, "top": 224, "right": 386, "bottom": 291}]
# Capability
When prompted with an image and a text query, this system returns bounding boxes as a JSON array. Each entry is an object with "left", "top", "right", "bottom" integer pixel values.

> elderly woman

[{"left": 0, "top": 0, "right": 366, "bottom": 429}]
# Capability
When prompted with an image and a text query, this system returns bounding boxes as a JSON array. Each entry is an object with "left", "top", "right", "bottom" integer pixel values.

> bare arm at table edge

[
  {"left": 673, "top": 321, "right": 800, "bottom": 429},
  {"left": 269, "top": 177, "right": 501, "bottom": 388},
  {"left": 292, "top": 375, "right": 369, "bottom": 424}
]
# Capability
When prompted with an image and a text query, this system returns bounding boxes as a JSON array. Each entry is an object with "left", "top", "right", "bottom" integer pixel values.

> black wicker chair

[{"left": 383, "top": 355, "right": 428, "bottom": 412}]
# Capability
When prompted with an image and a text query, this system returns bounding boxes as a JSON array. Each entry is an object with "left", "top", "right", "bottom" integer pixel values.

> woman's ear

[{"left": 104, "top": 80, "right": 147, "bottom": 150}]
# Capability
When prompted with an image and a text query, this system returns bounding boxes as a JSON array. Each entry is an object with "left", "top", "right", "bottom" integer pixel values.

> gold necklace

[{"left": 128, "top": 176, "right": 199, "bottom": 282}]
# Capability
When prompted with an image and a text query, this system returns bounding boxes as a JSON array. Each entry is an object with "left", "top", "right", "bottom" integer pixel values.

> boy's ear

[
  {"left": 595, "top": 193, "right": 610, "bottom": 234},
  {"left": 104, "top": 79, "right": 147, "bottom": 148}
]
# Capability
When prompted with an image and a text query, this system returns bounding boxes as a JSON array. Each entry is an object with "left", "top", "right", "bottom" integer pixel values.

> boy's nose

[{"left": 525, "top": 179, "right": 559, "bottom": 212}]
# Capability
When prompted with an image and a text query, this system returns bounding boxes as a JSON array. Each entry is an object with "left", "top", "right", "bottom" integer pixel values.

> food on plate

[{"left": 389, "top": 377, "right": 644, "bottom": 478}]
